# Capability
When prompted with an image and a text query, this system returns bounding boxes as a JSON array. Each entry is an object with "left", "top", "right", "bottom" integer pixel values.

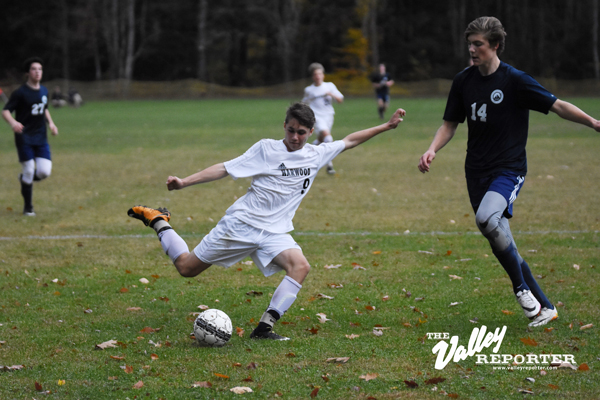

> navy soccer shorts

[
  {"left": 466, "top": 171, "right": 525, "bottom": 219},
  {"left": 16, "top": 142, "right": 51, "bottom": 162}
]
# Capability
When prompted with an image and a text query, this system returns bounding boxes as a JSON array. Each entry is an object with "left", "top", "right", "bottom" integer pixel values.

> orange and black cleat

[{"left": 127, "top": 205, "right": 171, "bottom": 227}]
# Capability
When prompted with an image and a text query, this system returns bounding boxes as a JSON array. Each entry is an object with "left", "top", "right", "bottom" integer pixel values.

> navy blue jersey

[
  {"left": 371, "top": 72, "right": 392, "bottom": 96},
  {"left": 3, "top": 84, "right": 49, "bottom": 146},
  {"left": 443, "top": 62, "right": 557, "bottom": 178}
]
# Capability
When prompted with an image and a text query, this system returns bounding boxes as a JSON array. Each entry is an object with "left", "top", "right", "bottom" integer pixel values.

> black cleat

[{"left": 250, "top": 328, "right": 290, "bottom": 341}]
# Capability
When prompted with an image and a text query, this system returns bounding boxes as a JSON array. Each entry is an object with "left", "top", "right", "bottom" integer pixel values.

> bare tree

[{"left": 197, "top": 0, "right": 208, "bottom": 81}]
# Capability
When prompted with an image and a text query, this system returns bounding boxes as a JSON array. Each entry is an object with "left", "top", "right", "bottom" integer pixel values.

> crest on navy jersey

[{"left": 490, "top": 89, "right": 504, "bottom": 104}]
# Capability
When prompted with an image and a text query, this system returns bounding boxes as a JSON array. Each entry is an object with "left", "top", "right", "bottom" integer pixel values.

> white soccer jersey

[
  {"left": 302, "top": 82, "right": 344, "bottom": 118},
  {"left": 223, "top": 139, "right": 346, "bottom": 233}
]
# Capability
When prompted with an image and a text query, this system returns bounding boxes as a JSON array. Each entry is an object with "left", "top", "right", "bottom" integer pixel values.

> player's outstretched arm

[
  {"left": 45, "top": 109, "right": 58, "bottom": 136},
  {"left": 342, "top": 108, "right": 405, "bottom": 151},
  {"left": 550, "top": 99, "right": 600, "bottom": 132},
  {"left": 166, "top": 162, "right": 229, "bottom": 191},
  {"left": 1, "top": 109, "right": 23, "bottom": 133},
  {"left": 418, "top": 120, "right": 459, "bottom": 173}
]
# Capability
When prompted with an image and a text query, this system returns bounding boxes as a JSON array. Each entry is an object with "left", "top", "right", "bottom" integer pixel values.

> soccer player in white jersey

[
  {"left": 129, "top": 102, "right": 405, "bottom": 340},
  {"left": 302, "top": 63, "right": 344, "bottom": 175}
]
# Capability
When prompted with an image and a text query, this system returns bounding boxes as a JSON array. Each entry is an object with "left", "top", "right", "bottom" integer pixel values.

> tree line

[{"left": 1, "top": 0, "right": 599, "bottom": 86}]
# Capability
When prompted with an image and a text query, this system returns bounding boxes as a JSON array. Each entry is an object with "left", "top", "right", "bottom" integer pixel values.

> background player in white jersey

[
  {"left": 129, "top": 102, "right": 405, "bottom": 340},
  {"left": 302, "top": 63, "right": 344, "bottom": 174},
  {"left": 418, "top": 16, "right": 600, "bottom": 328},
  {"left": 2, "top": 57, "right": 59, "bottom": 216}
]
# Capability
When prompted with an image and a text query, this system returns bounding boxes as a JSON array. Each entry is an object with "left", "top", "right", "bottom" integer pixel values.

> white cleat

[
  {"left": 516, "top": 290, "right": 541, "bottom": 319},
  {"left": 529, "top": 307, "right": 558, "bottom": 327}
]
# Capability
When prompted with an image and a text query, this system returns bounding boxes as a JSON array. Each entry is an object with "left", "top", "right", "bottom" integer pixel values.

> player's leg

[
  {"left": 500, "top": 218, "right": 557, "bottom": 326},
  {"left": 251, "top": 243, "right": 309, "bottom": 340},
  {"left": 474, "top": 188, "right": 541, "bottom": 319},
  {"left": 20, "top": 159, "right": 36, "bottom": 216},
  {"left": 34, "top": 157, "right": 52, "bottom": 181},
  {"left": 377, "top": 97, "right": 385, "bottom": 119},
  {"left": 127, "top": 205, "right": 211, "bottom": 277}
]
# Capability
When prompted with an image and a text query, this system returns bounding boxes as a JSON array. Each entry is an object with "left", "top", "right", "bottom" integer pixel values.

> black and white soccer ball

[{"left": 193, "top": 309, "right": 232, "bottom": 347}]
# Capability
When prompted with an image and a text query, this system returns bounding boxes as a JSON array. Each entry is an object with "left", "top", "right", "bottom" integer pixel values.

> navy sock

[
  {"left": 520, "top": 260, "right": 553, "bottom": 309},
  {"left": 493, "top": 243, "right": 529, "bottom": 294},
  {"left": 21, "top": 181, "right": 33, "bottom": 210}
]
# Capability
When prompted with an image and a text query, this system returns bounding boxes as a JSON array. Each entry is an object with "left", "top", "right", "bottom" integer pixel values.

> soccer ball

[{"left": 193, "top": 309, "right": 232, "bottom": 347}]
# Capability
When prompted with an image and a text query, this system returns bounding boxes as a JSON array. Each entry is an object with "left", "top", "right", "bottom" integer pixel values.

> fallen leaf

[
  {"left": 53, "top": 291, "right": 61, "bottom": 296},
  {"left": 360, "top": 373, "right": 379, "bottom": 381},
  {"left": 316, "top": 313, "right": 330, "bottom": 323},
  {"left": 518, "top": 389, "right": 534, "bottom": 394},
  {"left": 573, "top": 264, "right": 580, "bottom": 270},
  {"left": 372, "top": 251, "right": 382, "bottom": 254},
  {"left": 286, "top": 352, "right": 296, "bottom": 357},
  {"left": 578, "top": 363, "right": 590, "bottom": 371},
  {"left": 448, "top": 302, "right": 462, "bottom": 307},
  {"left": 119, "top": 288, "right": 129, "bottom": 293},
  {"left": 353, "top": 264, "right": 367, "bottom": 270},
  {"left": 382, "top": 295, "right": 389, "bottom": 301},
  {"left": 365, "top": 305, "right": 376, "bottom": 311},
  {"left": 122, "top": 365, "right": 133, "bottom": 374},
  {"left": 246, "top": 290, "right": 263, "bottom": 296},
  {"left": 133, "top": 380, "right": 144, "bottom": 389},
  {"left": 139, "top": 278, "right": 150, "bottom": 284},
  {"left": 198, "top": 305, "right": 209, "bottom": 310},
  {"left": 548, "top": 383, "right": 559, "bottom": 389},
  {"left": 214, "top": 373, "right": 230, "bottom": 379},
  {"left": 403, "top": 380, "right": 418, "bottom": 388},
  {"left": 425, "top": 377, "right": 446, "bottom": 385},
  {"left": 324, "top": 264, "right": 341, "bottom": 269},
  {"left": 520, "top": 337, "right": 538, "bottom": 346},
  {"left": 126, "top": 307, "right": 142, "bottom": 311},
  {"left": 0, "top": 365, "right": 24, "bottom": 371},
  {"left": 110, "top": 355, "right": 125, "bottom": 360},
  {"left": 35, "top": 381, "right": 43, "bottom": 391},
  {"left": 580, "top": 323, "right": 593, "bottom": 331},
  {"left": 418, "top": 250, "right": 434, "bottom": 255},
  {"left": 247, "top": 362, "right": 257, "bottom": 370},
  {"left": 321, "top": 374, "right": 330, "bottom": 382},
  {"left": 502, "top": 309, "right": 514, "bottom": 315},
  {"left": 310, "top": 387, "right": 319, "bottom": 398},
  {"left": 447, "top": 393, "right": 459, "bottom": 398},
  {"left": 326, "top": 357, "right": 350, "bottom": 363},
  {"left": 316, "top": 293, "right": 334, "bottom": 300},
  {"left": 150, "top": 353, "right": 159, "bottom": 360},
  {"left": 550, "top": 361, "right": 577, "bottom": 370},
  {"left": 346, "top": 334, "right": 360, "bottom": 339},
  {"left": 95, "top": 340, "right": 118, "bottom": 350},
  {"left": 139, "top": 327, "right": 159, "bottom": 334},
  {"left": 108, "top": 376, "right": 117, "bottom": 380},
  {"left": 230, "top": 386, "right": 253, "bottom": 394},
  {"left": 307, "top": 327, "right": 319, "bottom": 335},
  {"left": 372, "top": 329, "right": 383, "bottom": 337},
  {"left": 236, "top": 327, "right": 245, "bottom": 337},
  {"left": 242, "top": 376, "right": 253, "bottom": 382},
  {"left": 327, "top": 283, "right": 343, "bottom": 288},
  {"left": 159, "top": 296, "right": 169, "bottom": 302},
  {"left": 403, "top": 322, "right": 412, "bottom": 327},
  {"left": 449, "top": 274, "right": 463, "bottom": 280},
  {"left": 192, "top": 381, "right": 212, "bottom": 388}
]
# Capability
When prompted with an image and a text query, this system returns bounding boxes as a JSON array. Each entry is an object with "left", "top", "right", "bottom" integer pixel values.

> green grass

[{"left": 0, "top": 98, "right": 599, "bottom": 399}]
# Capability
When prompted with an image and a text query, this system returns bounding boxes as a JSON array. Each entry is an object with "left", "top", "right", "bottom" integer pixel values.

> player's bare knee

[{"left": 295, "top": 260, "right": 311, "bottom": 277}]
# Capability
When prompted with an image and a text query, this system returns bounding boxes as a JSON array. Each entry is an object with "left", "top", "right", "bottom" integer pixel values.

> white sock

[
  {"left": 322, "top": 135, "right": 333, "bottom": 143},
  {"left": 312, "top": 139, "right": 321, "bottom": 145},
  {"left": 267, "top": 275, "right": 302, "bottom": 316},
  {"left": 157, "top": 228, "right": 189, "bottom": 263}
]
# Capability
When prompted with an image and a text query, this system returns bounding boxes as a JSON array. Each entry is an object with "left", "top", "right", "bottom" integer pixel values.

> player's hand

[
  {"left": 49, "top": 123, "right": 58, "bottom": 136},
  {"left": 166, "top": 176, "right": 185, "bottom": 191},
  {"left": 387, "top": 108, "right": 406, "bottom": 129},
  {"left": 11, "top": 121, "right": 24, "bottom": 134},
  {"left": 418, "top": 150, "right": 436, "bottom": 173}
]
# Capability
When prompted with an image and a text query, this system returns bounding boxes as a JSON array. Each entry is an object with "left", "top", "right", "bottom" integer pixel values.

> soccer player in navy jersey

[
  {"left": 2, "top": 57, "right": 59, "bottom": 216},
  {"left": 418, "top": 17, "right": 600, "bottom": 327}
]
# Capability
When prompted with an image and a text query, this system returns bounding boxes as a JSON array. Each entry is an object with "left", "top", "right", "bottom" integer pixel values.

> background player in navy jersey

[
  {"left": 2, "top": 57, "right": 59, "bottom": 216},
  {"left": 418, "top": 17, "right": 600, "bottom": 327},
  {"left": 371, "top": 63, "right": 394, "bottom": 120}
]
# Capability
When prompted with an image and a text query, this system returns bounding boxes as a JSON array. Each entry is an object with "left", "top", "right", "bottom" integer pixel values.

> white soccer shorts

[
  {"left": 193, "top": 215, "right": 301, "bottom": 277},
  {"left": 314, "top": 113, "right": 334, "bottom": 134}
]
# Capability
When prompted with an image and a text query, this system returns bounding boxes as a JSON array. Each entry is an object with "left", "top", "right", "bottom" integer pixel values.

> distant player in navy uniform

[
  {"left": 2, "top": 57, "right": 59, "bottom": 216},
  {"left": 371, "top": 63, "right": 394, "bottom": 119},
  {"left": 418, "top": 17, "right": 600, "bottom": 327}
]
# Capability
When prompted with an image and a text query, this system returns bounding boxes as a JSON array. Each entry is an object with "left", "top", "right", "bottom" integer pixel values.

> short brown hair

[
  {"left": 308, "top": 62, "right": 325, "bottom": 75},
  {"left": 285, "top": 102, "right": 315, "bottom": 129},
  {"left": 464, "top": 16, "right": 507, "bottom": 55},
  {"left": 23, "top": 57, "right": 43, "bottom": 73}
]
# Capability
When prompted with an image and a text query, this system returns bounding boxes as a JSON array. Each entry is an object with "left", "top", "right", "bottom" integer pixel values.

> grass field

[{"left": 0, "top": 97, "right": 599, "bottom": 399}]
